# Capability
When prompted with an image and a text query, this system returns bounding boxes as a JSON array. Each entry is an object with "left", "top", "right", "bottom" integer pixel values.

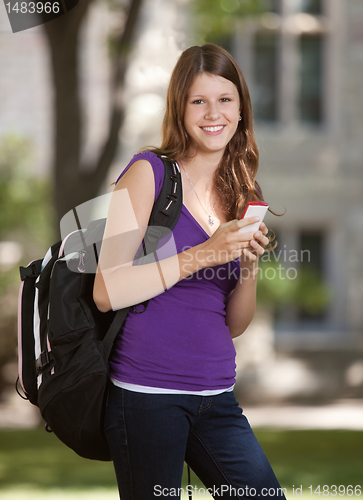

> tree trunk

[{"left": 43, "top": 0, "right": 144, "bottom": 228}]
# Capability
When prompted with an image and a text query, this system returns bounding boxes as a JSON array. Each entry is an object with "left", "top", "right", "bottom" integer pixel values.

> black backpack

[{"left": 16, "top": 157, "right": 182, "bottom": 461}]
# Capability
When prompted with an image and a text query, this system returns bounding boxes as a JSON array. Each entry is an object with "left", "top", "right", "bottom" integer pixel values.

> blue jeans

[{"left": 104, "top": 383, "right": 286, "bottom": 499}]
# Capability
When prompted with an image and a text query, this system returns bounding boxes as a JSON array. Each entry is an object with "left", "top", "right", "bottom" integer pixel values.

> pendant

[{"left": 208, "top": 215, "right": 215, "bottom": 226}]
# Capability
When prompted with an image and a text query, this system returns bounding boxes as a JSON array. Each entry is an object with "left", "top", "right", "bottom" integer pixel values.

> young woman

[{"left": 94, "top": 44, "right": 286, "bottom": 499}]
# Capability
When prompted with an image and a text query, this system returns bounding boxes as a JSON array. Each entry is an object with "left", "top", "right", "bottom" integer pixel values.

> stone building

[
  {"left": 232, "top": 0, "right": 363, "bottom": 401},
  {"left": 230, "top": 0, "right": 363, "bottom": 344}
]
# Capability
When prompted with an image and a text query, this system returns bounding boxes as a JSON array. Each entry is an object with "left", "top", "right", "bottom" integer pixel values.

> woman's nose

[{"left": 204, "top": 102, "right": 221, "bottom": 121}]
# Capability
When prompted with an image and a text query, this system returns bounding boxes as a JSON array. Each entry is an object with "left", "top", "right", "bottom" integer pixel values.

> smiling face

[{"left": 183, "top": 72, "right": 241, "bottom": 158}]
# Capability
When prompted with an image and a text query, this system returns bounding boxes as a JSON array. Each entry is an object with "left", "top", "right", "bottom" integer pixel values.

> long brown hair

[
  {"left": 151, "top": 44, "right": 264, "bottom": 217},
  {"left": 149, "top": 44, "right": 279, "bottom": 249}
]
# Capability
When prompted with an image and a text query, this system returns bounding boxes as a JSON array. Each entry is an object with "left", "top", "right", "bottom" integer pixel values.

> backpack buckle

[
  {"left": 20, "top": 261, "right": 42, "bottom": 281},
  {"left": 36, "top": 350, "right": 51, "bottom": 373},
  {"left": 144, "top": 225, "right": 164, "bottom": 244}
]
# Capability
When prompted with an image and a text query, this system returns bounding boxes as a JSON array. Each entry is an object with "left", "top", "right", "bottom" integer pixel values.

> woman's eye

[
  {"left": 220, "top": 98, "right": 231, "bottom": 102},
  {"left": 192, "top": 99, "right": 204, "bottom": 105}
]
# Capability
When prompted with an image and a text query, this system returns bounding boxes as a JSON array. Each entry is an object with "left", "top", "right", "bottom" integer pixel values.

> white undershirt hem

[{"left": 110, "top": 378, "right": 234, "bottom": 396}]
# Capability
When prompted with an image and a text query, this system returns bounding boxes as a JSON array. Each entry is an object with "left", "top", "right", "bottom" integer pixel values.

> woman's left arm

[{"left": 225, "top": 222, "right": 269, "bottom": 338}]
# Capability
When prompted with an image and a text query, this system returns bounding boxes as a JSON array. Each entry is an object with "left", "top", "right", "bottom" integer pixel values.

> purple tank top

[{"left": 109, "top": 151, "right": 240, "bottom": 391}]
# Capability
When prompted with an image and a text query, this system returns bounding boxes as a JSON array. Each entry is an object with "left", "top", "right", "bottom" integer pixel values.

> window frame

[{"left": 234, "top": 0, "right": 337, "bottom": 129}]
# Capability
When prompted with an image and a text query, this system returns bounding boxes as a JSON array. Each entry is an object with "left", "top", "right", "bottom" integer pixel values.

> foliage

[
  {"left": 0, "top": 428, "right": 363, "bottom": 490},
  {"left": 259, "top": 429, "right": 363, "bottom": 487},
  {"left": 0, "top": 134, "right": 54, "bottom": 294},
  {"left": 256, "top": 255, "right": 331, "bottom": 316},
  {"left": 0, "top": 428, "right": 116, "bottom": 490},
  {"left": 191, "top": 0, "right": 266, "bottom": 44},
  {"left": 0, "top": 134, "right": 55, "bottom": 380},
  {"left": 0, "top": 134, "right": 55, "bottom": 248}
]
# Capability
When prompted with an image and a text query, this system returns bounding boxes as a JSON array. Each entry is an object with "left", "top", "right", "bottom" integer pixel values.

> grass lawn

[{"left": 0, "top": 427, "right": 362, "bottom": 498}]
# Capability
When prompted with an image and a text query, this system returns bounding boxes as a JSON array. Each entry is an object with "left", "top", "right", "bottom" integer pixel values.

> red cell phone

[{"left": 238, "top": 201, "right": 269, "bottom": 234}]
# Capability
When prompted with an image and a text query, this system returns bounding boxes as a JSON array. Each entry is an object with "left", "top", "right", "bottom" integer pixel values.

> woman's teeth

[{"left": 202, "top": 126, "right": 224, "bottom": 132}]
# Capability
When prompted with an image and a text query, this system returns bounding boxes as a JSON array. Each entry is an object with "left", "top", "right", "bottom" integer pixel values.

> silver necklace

[{"left": 178, "top": 161, "right": 219, "bottom": 226}]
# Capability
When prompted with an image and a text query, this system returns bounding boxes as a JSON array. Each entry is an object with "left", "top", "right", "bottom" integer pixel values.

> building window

[
  {"left": 261, "top": 0, "right": 281, "bottom": 14},
  {"left": 297, "top": 231, "right": 328, "bottom": 322},
  {"left": 301, "top": 0, "right": 322, "bottom": 15},
  {"left": 253, "top": 33, "right": 279, "bottom": 122},
  {"left": 299, "top": 34, "right": 323, "bottom": 123},
  {"left": 251, "top": 0, "right": 327, "bottom": 126},
  {"left": 270, "top": 229, "right": 330, "bottom": 329}
]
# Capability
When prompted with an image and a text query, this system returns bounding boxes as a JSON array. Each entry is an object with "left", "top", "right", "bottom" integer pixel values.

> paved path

[
  {"left": 1, "top": 388, "right": 363, "bottom": 430},
  {"left": 243, "top": 399, "right": 363, "bottom": 430}
]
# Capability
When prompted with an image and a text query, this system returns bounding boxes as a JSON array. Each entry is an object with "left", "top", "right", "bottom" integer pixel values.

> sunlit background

[{"left": 0, "top": 0, "right": 363, "bottom": 497}]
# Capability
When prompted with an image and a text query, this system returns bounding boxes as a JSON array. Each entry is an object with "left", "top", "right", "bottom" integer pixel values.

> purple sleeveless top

[{"left": 109, "top": 151, "right": 241, "bottom": 392}]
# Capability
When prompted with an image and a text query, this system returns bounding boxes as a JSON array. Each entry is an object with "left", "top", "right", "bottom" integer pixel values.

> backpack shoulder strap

[
  {"left": 144, "top": 156, "right": 182, "bottom": 245},
  {"left": 149, "top": 156, "right": 182, "bottom": 229}
]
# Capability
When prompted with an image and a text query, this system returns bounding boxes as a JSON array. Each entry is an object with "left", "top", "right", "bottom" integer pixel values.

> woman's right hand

[{"left": 178, "top": 216, "right": 260, "bottom": 278}]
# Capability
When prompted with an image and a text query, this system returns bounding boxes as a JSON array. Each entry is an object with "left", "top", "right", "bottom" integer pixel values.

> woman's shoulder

[{"left": 115, "top": 150, "right": 165, "bottom": 201}]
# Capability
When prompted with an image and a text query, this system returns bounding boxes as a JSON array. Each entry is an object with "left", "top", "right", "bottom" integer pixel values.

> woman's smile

[{"left": 200, "top": 125, "right": 225, "bottom": 134}]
